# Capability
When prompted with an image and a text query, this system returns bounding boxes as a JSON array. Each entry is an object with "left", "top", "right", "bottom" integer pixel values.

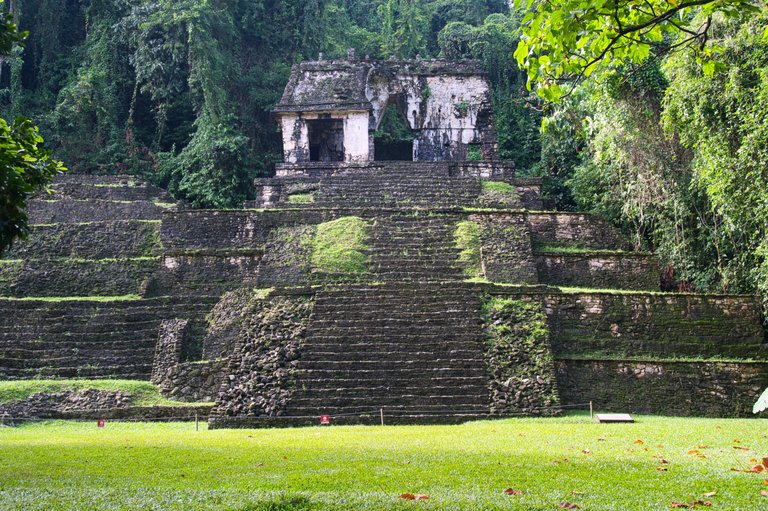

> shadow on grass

[{"left": 231, "top": 494, "right": 318, "bottom": 511}]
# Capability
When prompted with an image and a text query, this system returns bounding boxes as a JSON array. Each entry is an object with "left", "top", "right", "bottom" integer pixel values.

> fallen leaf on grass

[
  {"left": 670, "top": 501, "right": 712, "bottom": 509},
  {"left": 733, "top": 439, "right": 742, "bottom": 443},
  {"left": 657, "top": 466, "right": 669, "bottom": 471},
  {"left": 732, "top": 446, "right": 750, "bottom": 451},
  {"left": 570, "top": 490, "right": 585, "bottom": 495},
  {"left": 503, "top": 489, "right": 522, "bottom": 495},
  {"left": 399, "top": 494, "right": 429, "bottom": 500},
  {"left": 581, "top": 449, "right": 592, "bottom": 455},
  {"left": 559, "top": 501, "right": 580, "bottom": 509},
  {"left": 698, "top": 445, "right": 709, "bottom": 449},
  {"left": 553, "top": 457, "right": 570, "bottom": 464},
  {"left": 761, "top": 491, "right": 768, "bottom": 497},
  {"left": 764, "top": 479, "right": 768, "bottom": 485},
  {"left": 687, "top": 450, "right": 700, "bottom": 455},
  {"left": 763, "top": 457, "right": 768, "bottom": 468},
  {"left": 748, "top": 465, "right": 765, "bottom": 473},
  {"left": 701, "top": 492, "right": 716, "bottom": 497},
  {"left": 634, "top": 439, "right": 645, "bottom": 445}
]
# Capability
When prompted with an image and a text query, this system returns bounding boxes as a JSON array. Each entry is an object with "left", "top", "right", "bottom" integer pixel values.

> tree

[
  {"left": 513, "top": 0, "right": 763, "bottom": 100},
  {"left": 0, "top": 5, "right": 64, "bottom": 254}
]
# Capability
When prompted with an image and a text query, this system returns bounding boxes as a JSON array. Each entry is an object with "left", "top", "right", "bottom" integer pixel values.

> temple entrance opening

[
  {"left": 374, "top": 102, "right": 415, "bottom": 161},
  {"left": 308, "top": 119, "right": 344, "bottom": 162}
]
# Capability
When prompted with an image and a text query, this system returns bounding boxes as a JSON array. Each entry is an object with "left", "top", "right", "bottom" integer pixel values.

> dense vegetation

[
  {"left": 2, "top": 1, "right": 767, "bottom": 306},
  {"left": 0, "top": 4, "right": 64, "bottom": 254}
]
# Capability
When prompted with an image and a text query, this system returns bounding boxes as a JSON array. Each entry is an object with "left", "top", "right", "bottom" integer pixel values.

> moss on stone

[
  {"left": 482, "top": 297, "right": 560, "bottom": 415},
  {"left": 287, "top": 194, "right": 314, "bottom": 204},
  {"left": 481, "top": 181, "right": 517, "bottom": 195},
  {"left": 454, "top": 220, "right": 482, "bottom": 278},
  {"left": 309, "top": 217, "right": 369, "bottom": 276},
  {"left": 0, "top": 379, "right": 210, "bottom": 407}
]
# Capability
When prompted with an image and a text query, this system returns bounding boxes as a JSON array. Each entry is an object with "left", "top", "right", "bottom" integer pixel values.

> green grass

[
  {"left": 0, "top": 380, "right": 208, "bottom": 407},
  {"left": 309, "top": 217, "right": 369, "bottom": 275},
  {"left": 0, "top": 415, "right": 767, "bottom": 510},
  {"left": 481, "top": 180, "right": 518, "bottom": 195},
  {"left": 454, "top": 220, "right": 482, "bottom": 277},
  {"left": 287, "top": 194, "right": 314, "bottom": 204}
]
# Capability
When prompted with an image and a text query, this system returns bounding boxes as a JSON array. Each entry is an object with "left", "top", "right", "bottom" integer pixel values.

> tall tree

[{"left": 0, "top": 3, "right": 64, "bottom": 254}]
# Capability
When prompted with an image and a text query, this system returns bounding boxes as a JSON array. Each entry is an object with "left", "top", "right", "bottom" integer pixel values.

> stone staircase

[
  {"left": 276, "top": 163, "right": 483, "bottom": 209},
  {"left": 366, "top": 215, "right": 464, "bottom": 283},
  {"left": 0, "top": 297, "right": 216, "bottom": 380},
  {"left": 286, "top": 283, "right": 490, "bottom": 421}
]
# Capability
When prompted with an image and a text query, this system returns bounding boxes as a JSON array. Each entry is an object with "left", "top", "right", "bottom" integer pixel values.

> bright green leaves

[
  {"left": 0, "top": 117, "right": 66, "bottom": 253},
  {"left": 515, "top": 0, "right": 763, "bottom": 101}
]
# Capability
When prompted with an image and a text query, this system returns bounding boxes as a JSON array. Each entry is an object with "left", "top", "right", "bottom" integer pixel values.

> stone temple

[{"left": 0, "top": 57, "right": 766, "bottom": 425}]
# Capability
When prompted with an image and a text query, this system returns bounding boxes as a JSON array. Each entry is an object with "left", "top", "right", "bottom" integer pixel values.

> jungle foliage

[
  {"left": 4, "top": 0, "right": 768, "bottom": 306},
  {"left": 2, "top": 0, "right": 529, "bottom": 210},
  {"left": 539, "top": 9, "right": 768, "bottom": 305}
]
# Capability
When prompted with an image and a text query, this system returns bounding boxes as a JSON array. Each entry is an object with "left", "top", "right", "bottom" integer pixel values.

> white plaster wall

[
  {"left": 343, "top": 112, "right": 370, "bottom": 162},
  {"left": 421, "top": 75, "right": 488, "bottom": 144},
  {"left": 280, "top": 115, "right": 308, "bottom": 163}
]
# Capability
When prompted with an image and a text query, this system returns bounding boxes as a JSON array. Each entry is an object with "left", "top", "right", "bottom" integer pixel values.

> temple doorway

[{"left": 308, "top": 119, "right": 345, "bottom": 162}]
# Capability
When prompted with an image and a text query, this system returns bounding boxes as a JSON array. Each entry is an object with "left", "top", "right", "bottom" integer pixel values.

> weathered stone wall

[
  {"left": 536, "top": 253, "right": 661, "bottom": 291},
  {"left": 161, "top": 210, "right": 334, "bottom": 252},
  {"left": 544, "top": 292, "right": 767, "bottom": 359},
  {"left": 274, "top": 59, "right": 496, "bottom": 163},
  {"left": 149, "top": 255, "right": 261, "bottom": 297},
  {"left": 6, "top": 221, "right": 162, "bottom": 260},
  {"left": 556, "top": 359, "right": 768, "bottom": 417},
  {"left": 46, "top": 182, "right": 169, "bottom": 202},
  {"left": 0, "top": 258, "right": 159, "bottom": 297},
  {"left": 469, "top": 213, "right": 537, "bottom": 284},
  {"left": 528, "top": 212, "right": 633, "bottom": 250},
  {"left": 0, "top": 389, "right": 132, "bottom": 419},
  {"left": 156, "top": 359, "right": 229, "bottom": 402},
  {"left": 258, "top": 226, "right": 315, "bottom": 286},
  {"left": 209, "top": 291, "right": 315, "bottom": 428},
  {"left": 27, "top": 198, "right": 169, "bottom": 224},
  {"left": 0, "top": 297, "right": 216, "bottom": 380},
  {"left": 482, "top": 296, "right": 560, "bottom": 415},
  {"left": 151, "top": 319, "right": 228, "bottom": 402}
]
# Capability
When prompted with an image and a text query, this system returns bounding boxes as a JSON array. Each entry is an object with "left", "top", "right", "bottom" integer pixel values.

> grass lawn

[{"left": 0, "top": 415, "right": 767, "bottom": 510}]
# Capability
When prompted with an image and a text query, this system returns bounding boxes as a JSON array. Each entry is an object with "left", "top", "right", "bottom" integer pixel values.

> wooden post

[
  {"left": 589, "top": 401, "right": 593, "bottom": 419},
  {"left": 195, "top": 412, "right": 199, "bottom": 432},
  {"left": 380, "top": 408, "right": 384, "bottom": 427}
]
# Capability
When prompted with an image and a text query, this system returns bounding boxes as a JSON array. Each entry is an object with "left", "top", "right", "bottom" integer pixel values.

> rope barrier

[{"left": 0, "top": 402, "right": 595, "bottom": 425}]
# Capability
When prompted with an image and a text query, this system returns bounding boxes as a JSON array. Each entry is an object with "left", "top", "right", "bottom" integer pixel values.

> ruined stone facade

[
  {"left": 273, "top": 58, "right": 497, "bottom": 163},
  {"left": 0, "top": 58, "right": 766, "bottom": 425}
]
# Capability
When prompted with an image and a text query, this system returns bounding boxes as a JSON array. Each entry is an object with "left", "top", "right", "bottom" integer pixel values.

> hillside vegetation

[{"left": 2, "top": 0, "right": 767, "bottom": 304}]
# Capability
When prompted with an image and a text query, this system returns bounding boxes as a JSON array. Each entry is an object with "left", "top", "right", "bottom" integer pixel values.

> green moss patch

[
  {"left": 309, "top": 217, "right": 369, "bottom": 276},
  {"left": 482, "top": 297, "right": 560, "bottom": 415},
  {"left": 481, "top": 181, "right": 517, "bottom": 195},
  {"left": 454, "top": 220, "right": 482, "bottom": 278},
  {"left": 479, "top": 181, "right": 520, "bottom": 208},
  {"left": 0, "top": 380, "right": 210, "bottom": 407},
  {"left": 287, "top": 194, "right": 314, "bottom": 204}
]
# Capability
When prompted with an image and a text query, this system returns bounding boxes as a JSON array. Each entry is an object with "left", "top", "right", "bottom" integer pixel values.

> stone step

[
  {"left": 284, "top": 404, "right": 490, "bottom": 415},
  {"left": 297, "top": 367, "right": 486, "bottom": 380},
  {"left": 288, "top": 395, "right": 489, "bottom": 408},
  {"left": 297, "top": 358, "right": 485, "bottom": 370},
  {"left": 300, "top": 349, "right": 483, "bottom": 361}
]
